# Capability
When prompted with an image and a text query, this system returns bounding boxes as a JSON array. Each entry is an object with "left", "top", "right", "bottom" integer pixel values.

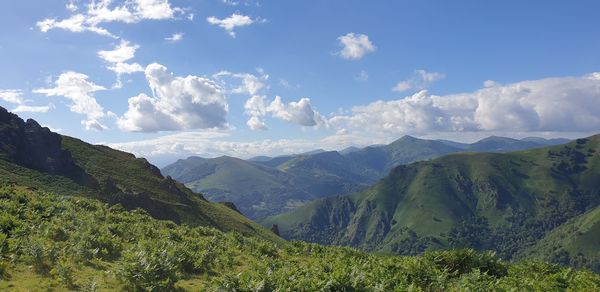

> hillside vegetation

[
  {"left": 265, "top": 135, "right": 600, "bottom": 272},
  {"left": 0, "top": 106, "right": 278, "bottom": 241},
  {"left": 1, "top": 186, "right": 598, "bottom": 291}
]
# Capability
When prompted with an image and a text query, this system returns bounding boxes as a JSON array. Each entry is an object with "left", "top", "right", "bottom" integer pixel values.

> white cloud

[
  {"left": 37, "top": 14, "right": 114, "bottom": 37},
  {"left": 37, "top": 0, "right": 184, "bottom": 37},
  {"left": 267, "top": 96, "right": 325, "bottom": 127},
  {"left": 165, "top": 32, "right": 184, "bottom": 42},
  {"left": 98, "top": 39, "right": 138, "bottom": 63},
  {"left": 337, "top": 33, "right": 376, "bottom": 60},
  {"left": 0, "top": 89, "right": 24, "bottom": 104},
  {"left": 106, "top": 130, "right": 379, "bottom": 163},
  {"left": 117, "top": 63, "right": 229, "bottom": 132},
  {"left": 483, "top": 80, "right": 500, "bottom": 87},
  {"left": 12, "top": 104, "right": 53, "bottom": 113},
  {"left": 242, "top": 94, "right": 325, "bottom": 130},
  {"left": 244, "top": 95, "right": 268, "bottom": 130},
  {"left": 213, "top": 70, "right": 268, "bottom": 95},
  {"left": 330, "top": 72, "right": 600, "bottom": 137},
  {"left": 66, "top": 1, "right": 78, "bottom": 12},
  {"left": 206, "top": 13, "right": 256, "bottom": 37},
  {"left": 246, "top": 116, "right": 268, "bottom": 131},
  {"left": 34, "top": 71, "right": 107, "bottom": 131},
  {"left": 244, "top": 95, "right": 268, "bottom": 117},
  {"left": 98, "top": 40, "right": 144, "bottom": 88},
  {"left": 392, "top": 69, "right": 446, "bottom": 92}
]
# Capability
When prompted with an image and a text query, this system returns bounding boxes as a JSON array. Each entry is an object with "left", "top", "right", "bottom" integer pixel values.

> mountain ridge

[
  {"left": 264, "top": 135, "right": 600, "bottom": 271},
  {"left": 163, "top": 134, "right": 571, "bottom": 219}
]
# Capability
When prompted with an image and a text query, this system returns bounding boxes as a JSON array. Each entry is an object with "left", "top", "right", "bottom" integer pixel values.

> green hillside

[
  {"left": 0, "top": 107, "right": 279, "bottom": 242},
  {"left": 162, "top": 153, "right": 373, "bottom": 219},
  {"left": 1, "top": 186, "right": 598, "bottom": 291},
  {"left": 515, "top": 204, "right": 600, "bottom": 271},
  {"left": 163, "top": 155, "right": 316, "bottom": 219},
  {"left": 265, "top": 135, "right": 600, "bottom": 271}
]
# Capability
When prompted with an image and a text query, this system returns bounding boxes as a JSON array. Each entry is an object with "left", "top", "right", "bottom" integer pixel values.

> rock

[{"left": 0, "top": 106, "right": 80, "bottom": 175}]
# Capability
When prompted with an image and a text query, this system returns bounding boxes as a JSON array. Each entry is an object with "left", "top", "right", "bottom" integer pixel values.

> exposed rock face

[{"left": 0, "top": 106, "right": 79, "bottom": 175}]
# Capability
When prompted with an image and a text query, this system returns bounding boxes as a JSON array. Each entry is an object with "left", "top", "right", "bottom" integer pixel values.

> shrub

[
  {"left": 118, "top": 242, "right": 181, "bottom": 291},
  {"left": 424, "top": 249, "right": 508, "bottom": 277},
  {"left": 50, "top": 257, "right": 75, "bottom": 288}
]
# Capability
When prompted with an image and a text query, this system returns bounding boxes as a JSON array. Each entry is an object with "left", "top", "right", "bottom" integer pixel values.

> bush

[
  {"left": 50, "top": 257, "right": 75, "bottom": 288},
  {"left": 424, "top": 249, "right": 508, "bottom": 277},
  {"left": 118, "top": 242, "right": 181, "bottom": 291}
]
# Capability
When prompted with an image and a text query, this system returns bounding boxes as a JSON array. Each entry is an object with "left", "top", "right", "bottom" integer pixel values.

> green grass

[{"left": 1, "top": 186, "right": 598, "bottom": 291}]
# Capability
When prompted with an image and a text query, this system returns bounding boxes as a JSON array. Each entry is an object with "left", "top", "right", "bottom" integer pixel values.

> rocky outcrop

[{"left": 0, "top": 106, "right": 80, "bottom": 176}]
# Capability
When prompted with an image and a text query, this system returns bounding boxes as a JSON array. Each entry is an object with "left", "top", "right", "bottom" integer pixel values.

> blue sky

[{"left": 1, "top": 0, "right": 600, "bottom": 165}]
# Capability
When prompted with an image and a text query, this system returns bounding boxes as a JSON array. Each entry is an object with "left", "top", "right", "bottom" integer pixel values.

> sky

[{"left": 1, "top": 0, "right": 600, "bottom": 166}]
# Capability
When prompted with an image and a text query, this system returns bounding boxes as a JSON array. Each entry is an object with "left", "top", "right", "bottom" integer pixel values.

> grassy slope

[
  {"left": 163, "top": 154, "right": 372, "bottom": 220},
  {"left": 265, "top": 135, "right": 600, "bottom": 269},
  {"left": 163, "top": 156, "right": 315, "bottom": 219},
  {"left": 0, "top": 134, "right": 280, "bottom": 243},
  {"left": 1, "top": 186, "right": 598, "bottom": 291}
]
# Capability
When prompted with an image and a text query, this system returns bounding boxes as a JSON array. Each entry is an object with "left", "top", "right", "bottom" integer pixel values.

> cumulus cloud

[
  {"left": 0, "top": 89, "right": 24, "bottom": 104},
  {"left": 330, "top": 72, "right": 600, "bottom": 137},
  {"left": 244, "top": 95, "right": 268, "bottom": 130},
  {"left": 98, "top": 39, "right": 138, "bottom": 63},
  {"left": 34, "top": 72, "right": 107, "bottom": 130},
  {"left": 37, "top": 0, "right": 185, "bottom": 37},
  {"left": 392, "top": 69, "right": 446, "bottom": 92},
  {"left": 337, "top": 33, "right": 376, "bottom": 60},
  {"left": 213, "top": 70, "right": 268, "bottom": 95},
  {"left": 242, "top": 94, "right": 325, "bottom": 130},
  {"left": 117, "top": 63, "right": 229, "bottom": 132},
  {"left": 165, "top": 32, "right": 184, "bottom": 42},
  {"left": 98, "top": 40, "right": 144, "bottom": 88},
  {"left": 206, "top": 13, "right": 257, "bottom": 37},
  {"left": 267, "top": 96, "right": 325, "bottom": 127}
]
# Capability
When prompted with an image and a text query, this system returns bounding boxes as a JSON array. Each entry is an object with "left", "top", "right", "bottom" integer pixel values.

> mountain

[
  {"left": 344, "top": 135, "right": 462, "bottom": 174},
  {"left": 3, "top": 186, "right": 597, "bottom": 290},
  {"left": 466, "top": 136, "right": 549, "bottom": 152},
  {"left": 162, "top": 153, "right": 373, "bottom": 219},
  {"left": 0, "top": 106, "right": 279, "bottom": 242},
  {"left": 164, "top": 135, "right": 572, "bottom": 220},
  {"left": 264, "top": 135, "right": 600, "bottom": 271},
  {"left": 162, "top": 155, "right": 314, "bottom": 219},
  {"left": 521, "top": 137, "right": 572, "bottom": 145}
]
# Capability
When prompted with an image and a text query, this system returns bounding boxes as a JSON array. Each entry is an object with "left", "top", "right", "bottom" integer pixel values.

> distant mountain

[
  {"left": 163, "top": 134, "right": 572, "bottom": 220},
  {"left": 264, "top": 135, "right": 600, "bottom": 271},
  {"left": 339, "top": 146, "right": 361, "bottom": 155},
  {"left": 163, "top": 153, "right": 373, "bottom": 219},
  {"left": 344, "top": 135, "right": 462, "bottom": 174},
  {"left": 521, "top": 137, "right": 571, "bottom": 145},
  {"left": 0, "top": 106, "right": 279, "bottom": 242},
  {"left": 466, "top": 136, "right": 547, "bottom": 152}
]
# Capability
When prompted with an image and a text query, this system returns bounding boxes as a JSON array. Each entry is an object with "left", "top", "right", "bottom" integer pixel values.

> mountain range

[
  {"left": 162, "top": 134, "right": 569, "bottom": 219},
  {"left": 264, "top": 135, "right": 600, "bottom": 272}
]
